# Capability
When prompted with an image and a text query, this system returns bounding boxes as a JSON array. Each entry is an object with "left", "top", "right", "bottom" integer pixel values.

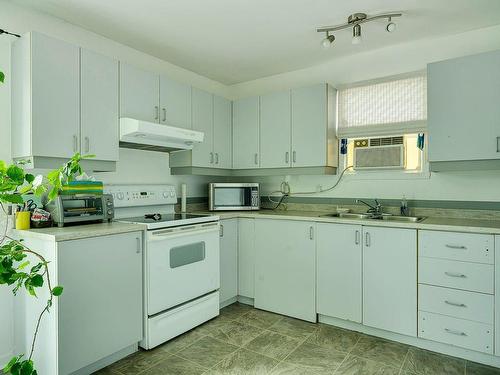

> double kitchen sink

[{"left": 321, "top": 212, "right": 426, "bottom": 223}]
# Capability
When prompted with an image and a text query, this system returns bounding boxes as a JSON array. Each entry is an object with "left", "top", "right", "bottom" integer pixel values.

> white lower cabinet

[
  {"left": 219, "top": 219, "right": 238, "bottom": 306},
  {"left": 238, "top": 219, "right": 255, "bottom": 299},
  {"left": 496, "top": 235, "right": 500, "bottom": 356},
  {"left": 254, "top": 219, "right": 316, "bottom": 322},
  {"left": 316, "top": 223, "right": 362, "bottom": 323},
  {"left": 363, "top": 226, "right": 417, "bottom": 337},
  {"left": 58, "top": 232, "right": 143, "bottom": 374}
]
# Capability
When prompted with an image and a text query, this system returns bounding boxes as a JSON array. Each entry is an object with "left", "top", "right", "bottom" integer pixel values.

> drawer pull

[
  {"left": 444, "top": 328, "right": 467, "bottom": 336},
  {"left": 445, "top": 244, "right": 467, "bottom": 250},
  {"left": 444, "top": 271, "right": 467, "bottom": 278},
  {"left": 444, "top": 300, "right": 467, "bottom": 308}
]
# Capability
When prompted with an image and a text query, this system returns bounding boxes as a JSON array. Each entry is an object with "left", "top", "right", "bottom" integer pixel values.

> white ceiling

[{"left": 10, "top": 0, "right": 500, "bottom": 84}]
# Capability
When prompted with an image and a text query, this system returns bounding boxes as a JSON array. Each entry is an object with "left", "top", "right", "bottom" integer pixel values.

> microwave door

[{"left": 214, "top": 188, "right": 245, "bottom": 209}]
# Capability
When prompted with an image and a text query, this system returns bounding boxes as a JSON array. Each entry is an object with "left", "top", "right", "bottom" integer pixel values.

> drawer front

[
  {"left": 419, "top": 284, "right": 493, "bottom": 324},
  {"left": 419, "top": 311, "right": 493, "bottom": 354},
  {"left": 419, "top": 230, "right": 493, "bottom": 264},
  {"left": 419, "top": 257, "right": 494, "bottom": 294}
]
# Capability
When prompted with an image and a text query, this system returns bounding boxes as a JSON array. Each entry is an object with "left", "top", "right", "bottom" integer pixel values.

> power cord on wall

[{"left": 267, "top": 165, "right": 354, "bottom": 210}]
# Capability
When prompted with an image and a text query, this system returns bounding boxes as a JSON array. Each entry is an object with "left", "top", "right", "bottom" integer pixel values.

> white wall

[{"left": 230, "top": 24, "right": 500, "bottom": 202}]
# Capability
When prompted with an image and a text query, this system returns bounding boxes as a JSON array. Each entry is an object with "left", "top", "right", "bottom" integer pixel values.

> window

[{"left": 337, "top": 73, "right": 427, "bottom": 175}]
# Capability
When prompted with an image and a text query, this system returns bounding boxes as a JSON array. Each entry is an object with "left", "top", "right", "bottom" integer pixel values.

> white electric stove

[{"left": 105, "top": 184, "right": 220, "bottom": 350}]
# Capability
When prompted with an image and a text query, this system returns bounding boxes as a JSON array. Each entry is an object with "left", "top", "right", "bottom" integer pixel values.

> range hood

[{"left": 119, "top": 118, "right": 204, "bottom": 152}]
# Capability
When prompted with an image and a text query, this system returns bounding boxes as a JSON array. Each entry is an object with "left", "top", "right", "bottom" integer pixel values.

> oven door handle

[{"left": 147, "top": 225, "right": 219, "bottom": 241}]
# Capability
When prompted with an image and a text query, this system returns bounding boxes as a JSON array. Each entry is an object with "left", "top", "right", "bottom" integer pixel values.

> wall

[{"left": 230, "top": 24, "right": 500, "bottom": 202}]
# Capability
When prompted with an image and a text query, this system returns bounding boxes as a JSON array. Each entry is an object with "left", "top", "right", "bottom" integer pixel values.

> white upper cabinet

[
  {"left": 428, "top": 50, "right": 500, "bottom": 166},
  {"left": 119, "top": 62, "right": 160, "bottom": 123},
  {"left": 12, "top": 32, "right": 80, "bottom": 160},
  {"left": 363, "top": 226, "right": 417, "bottom": 337},
  {"left": 317, "top": 223, "right": 362, "bottom": 323},
  {"left": 213, "top": 95, "right": 233, "bottom": 169},
  {"left": 260, "top": 90, "right": 291, "bottom": 168},
  {"left": 291, "top": 84, "right": 335, "bottom": 168},
  {"left": 233, "top": 97, "right": 260, "bottom": 169},
  {"left": 80, "top": 49, "right": 119, "bottom": 162},
  {"left": 191, "top": 88, "right": 214, "bottom": 167},
  {"left": 254, "top": 219, "right": 316, "bottom": 322},
  {"left": 159, "top": 76, "right": 191, "bottom": 129}
]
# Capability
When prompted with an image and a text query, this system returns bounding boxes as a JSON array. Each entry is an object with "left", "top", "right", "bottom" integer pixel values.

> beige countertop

[
  {"left": 13, "top": 221, "right": 147, "bottom": 242},
  {"left": 192, "top": 210, "right": 500, "bottom": 235}
]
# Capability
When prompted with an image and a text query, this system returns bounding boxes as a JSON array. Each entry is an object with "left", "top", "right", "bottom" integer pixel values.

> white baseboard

[
  {"left": 220, "top": 296, "right": 238, "bottom": 309},
  {"left": 319, "top": 315, "right": 500, "bottom": 368}
]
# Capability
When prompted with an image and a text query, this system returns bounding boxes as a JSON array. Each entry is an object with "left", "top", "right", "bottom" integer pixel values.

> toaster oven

[{"left": 44, "top": 194, "right": 114, "bottom": 227}]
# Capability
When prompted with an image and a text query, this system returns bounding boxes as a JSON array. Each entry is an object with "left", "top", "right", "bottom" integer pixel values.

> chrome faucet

[{"left": 356, "top": 199, "right": 383, "bottom": 216}]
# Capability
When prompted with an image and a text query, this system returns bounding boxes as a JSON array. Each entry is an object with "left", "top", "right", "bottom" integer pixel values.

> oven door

[{"left": 147, "top": 222, "right": 220, "bottom": 316}]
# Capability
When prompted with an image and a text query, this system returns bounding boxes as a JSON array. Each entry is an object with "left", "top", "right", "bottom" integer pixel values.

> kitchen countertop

[
  {"left": 192, "top": 210, "right": 500, "bottom": 235},
  {"left": 12, "top": 221, "right": 147, "bottom": 242}
]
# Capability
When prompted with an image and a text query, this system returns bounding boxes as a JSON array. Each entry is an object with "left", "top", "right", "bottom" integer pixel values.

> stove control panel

[{"left": 105, "top": 184, "right": 177, "bottom": 207}]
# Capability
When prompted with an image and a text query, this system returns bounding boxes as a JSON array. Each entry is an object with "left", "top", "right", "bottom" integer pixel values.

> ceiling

[{"left": 10, "top": 0, "right": 500, "bottom": 84}]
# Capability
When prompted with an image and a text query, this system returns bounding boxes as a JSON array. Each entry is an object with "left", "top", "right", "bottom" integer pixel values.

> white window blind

[{"left": 337, "top": 75, "right": 427, "bottom": 137}]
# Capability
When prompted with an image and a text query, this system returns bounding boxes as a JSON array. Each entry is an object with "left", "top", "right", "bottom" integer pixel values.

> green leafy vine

[{"left": 1, "top": 154, "right": 90, "bottom": 375}]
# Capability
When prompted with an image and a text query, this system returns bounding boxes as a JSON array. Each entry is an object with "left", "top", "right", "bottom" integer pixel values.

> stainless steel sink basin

[
  {"left": 380, "top": 215, "right": 426, "bottom": 223},
  {"left": 321, "top": 213, "right": 426, "bottom": 223}
]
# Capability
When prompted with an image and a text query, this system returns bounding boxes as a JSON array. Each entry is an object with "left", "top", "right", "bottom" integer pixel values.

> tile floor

[{"left": 94, "top": 303, "right": 500, "bottom": 375}]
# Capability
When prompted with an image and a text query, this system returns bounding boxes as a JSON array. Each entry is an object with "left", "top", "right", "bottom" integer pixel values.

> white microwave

[{"left": 208, "top": 183, "right": 260, "bottom": 211}]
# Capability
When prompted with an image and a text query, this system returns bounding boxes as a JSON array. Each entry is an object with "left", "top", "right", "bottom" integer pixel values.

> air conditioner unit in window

[{"left": 353, "top": 136, "right": 405, "bottom": 170}]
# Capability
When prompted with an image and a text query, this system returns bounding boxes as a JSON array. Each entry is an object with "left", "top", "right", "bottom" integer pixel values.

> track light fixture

[{"left": 317, "top": 12, "right": 402, "bottom": 48}]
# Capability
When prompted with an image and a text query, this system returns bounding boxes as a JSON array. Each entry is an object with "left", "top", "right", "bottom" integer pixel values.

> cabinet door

[
  {"left": 428, "top": 50, "right": 500, "bottom": 162},
  {"left": 58, "top": 232, "right": 143, "bottom": 375},
  {"left": 363, "top": 226, "right": 417, "bottom": 336},
  {"left": 80, "top": 49, "right": 119, "bottom": 161},
  {"left": 220, "top": 219, "right": 238, "bottom": 305},
  {"left": 260, "top": 90, "right": 291, "bottom": 168},
  {"left": 31, "top": 32, "right": 80, "bottom": 158},
  {"left": 119, "top": 62, "right": 159, "bottom": 123},
  {"left": 233, "top": 97, "right": 260, "bottom": 169},
  {"left": 238, "top": 218, "right": 255, "bottom": 299},
  {"left": 213, "top": 95, "right": 232, "bottom": 169},
  {"left": 291, "top": 84, "right": 328, "bottom": 167},
  {"left": 495, "top": 236, "right": 500, "bottom": 356},
  {"left": 254, "top": 219, "right": 316, "bottom": 322},
  {"left": 159, "top": 75, "right": 191, "bottom": 129},
  {"left": 317, "top": 223, "right": 362, "bottom": 323},
  {"left": 191, "top": 88, "right": 214, "bottom": 167}
]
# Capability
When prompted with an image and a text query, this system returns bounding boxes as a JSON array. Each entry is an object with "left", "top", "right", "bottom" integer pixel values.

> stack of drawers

[{"left": 418, "top": 230, "right": 495, "bottom": 354}]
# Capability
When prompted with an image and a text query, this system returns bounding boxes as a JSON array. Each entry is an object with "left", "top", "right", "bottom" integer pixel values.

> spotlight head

[
  {"left": 321, "top": 33, "right": 335, "bottom": 48},
  {"left": 386, "top": 22, "right": 396, "bottom": 32},
  {"left": 352, "top": 24, "right": 362, "bottom": 44}
]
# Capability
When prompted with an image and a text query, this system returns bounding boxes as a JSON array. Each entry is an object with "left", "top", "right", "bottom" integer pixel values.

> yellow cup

[{"left": 15, "top": 211, "right": 31, "bottom": 230}]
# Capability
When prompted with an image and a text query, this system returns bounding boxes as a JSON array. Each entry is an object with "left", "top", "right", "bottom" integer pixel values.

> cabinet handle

[
  {"left": 355, "top": 230, "right": 360, "bottom": 245},
  {"left": 365, "top": 232, "right": 371, "bottom": 247},
  {"left": 445, "top": 244, "right": 467, "bottom": 250},
  {"left": 285, "top": 152, "right": 289, "bottom": 164},
  {"left": 444, "top": 328, "right": 467, "bottom": 336},
  {"left": 309, "top": 226, "right": 314, "bottom": 240},
  {"left": 136, "top": 237, "right": 141, "bottom": 254},
  {"left": 210, "top": 152, "right": 214, "bottom": 164},
  {"left": 73, "top": 135, "right": 78, "bottom": 152},
  {"left": 84, "top": 136, "right": 90, "bottom": 153},
  {"left": 254, "top": 153, "right": 258, "bottom": 165},
  {"left": 215, "top": 153, "right": 219, "bottom": 164},
  {"left": 154, "top": 106, "right": 159, "bottom": 120},
  {"left": 292, "top": 150, "right": 297, "bottom": 163},
  {"left": 444, "top": 300, "right": 467, "bottom": 308},
  {"left": 162, "top": 108, "right": 167, "bottom": 122},
  {"left": 220, "top": 224, "right": 224, "bottom": 238},
  {"left": 444, "top": 271, "right": 467, "bottom": 278},
  {"left": 497, "top": 136, "right": 500, "bottom": 152}
]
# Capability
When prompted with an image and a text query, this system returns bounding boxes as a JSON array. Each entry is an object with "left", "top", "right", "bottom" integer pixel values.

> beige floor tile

[
  {"left": 335, "top": 354, "right": 401, "bottom": 375},
  {"left": 306, "top": 324, "right": 360, "bottom": 352},
  {"left": 402, "top": 347, "right": 465, "bottom": 375},
  {"left": 205, "top": 320, "right": 263, "bottom": 347},
  {"left": 350, "top": 335, "right": 409, "bottom": 368},
  {"left": 236, "top": 308, "right": 283, "bottom": 329},
  {"left": 204, "top": 348, "right": 278, "bottom": 374},
  {"left": 177, "top": 336, "right": 239, "bottom": 368},
  {"left": 284, "top": 341, "right": 346, "bottom": 374},
  {"left": 244, "top": 330, "right": 301, "bottom": 361},
  {"left": 219, "top": 303, "right": 253, "bottom": 321},
  {"left": 141, "top": 354, "right": 207, "bottom": 375},
  {"left": 467, "top": 362, "right": 500, "bottom": 375},
  {"left": 161, "top": 329, "right": 207, "bottom": 354},
  {"left": 267, "top": 316, "right": 317, "bottom": 340},
  {"left": 269, "top": 361, "right": 324, "bottom": 375},
  {"left": 111, "top": 347, "right": 170, "bottom": 374}
]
